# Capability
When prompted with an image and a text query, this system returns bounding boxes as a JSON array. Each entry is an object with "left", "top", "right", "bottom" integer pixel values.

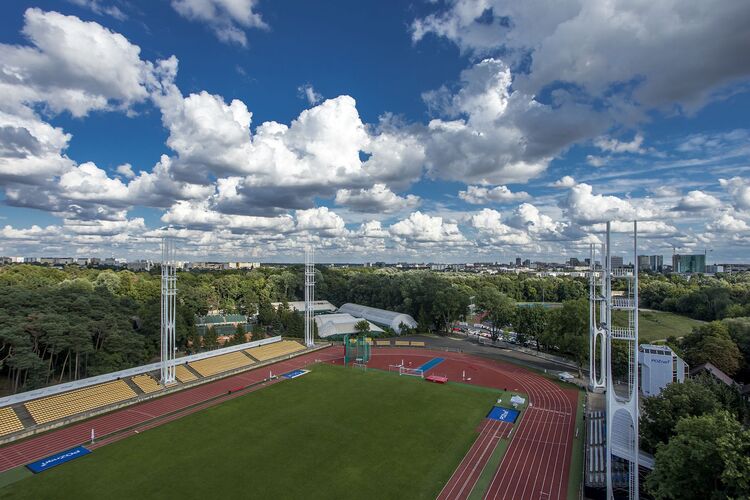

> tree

[
  {"left": 514, "top": 305, "right": 547, "bottom": 349},
  {"left": 647, "top": 411, "right": 750, "bottom": 499},
  {"left": 232, "top": 323, "right": 246, "bottom": 345},
  {"left": 681, "top": 322, "right": 742, "bottom": 376},
  {"left": 203, "top": 326, "right": 219, "bottom": 350},
  {"left": 354, "top": 320, "right": 370, "bottom": 336},
  {"left": 640, "top": 380, "right": 721, "bottom": 453},
  {"left": 476, "top": 287, "right": 516, "bottom": 341},
  {"left": 545, "top": 299, "right": 588, "bottom": 373}
]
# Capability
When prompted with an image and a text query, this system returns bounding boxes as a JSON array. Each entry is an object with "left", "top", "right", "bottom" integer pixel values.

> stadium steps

[
  {"left": 11, "top": 403, "right": 35, "bottom": 429},
  {"left": 123, "top": 376, "right": 146, "bottom": 395},
  {"left": 243, "top": 350, "right": 261, "bottom": 363}
]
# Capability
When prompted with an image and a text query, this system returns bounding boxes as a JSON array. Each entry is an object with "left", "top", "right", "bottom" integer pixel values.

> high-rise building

[
  {"left": 649, "top": 255, "right": 664, "bottom": 272},
  {"left": 515, "top": 257, "right": 522, "bottom": 267},
  {"left": 610, "top": 256, "right": 624, "bottom": 268},
  {"left": 637, "top": 255, "right": 650, "bottom": 270},
  {"left": 672, "top": 253, "right": 706, "bottom": 273}
]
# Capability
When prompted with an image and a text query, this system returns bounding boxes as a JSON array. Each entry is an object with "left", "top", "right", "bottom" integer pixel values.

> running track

[
  {"left": 354, "top": 348, "right": 579, "bottom": 500},
  {"left": 1, "top": 346, "right": 578, "bottom": 500}
]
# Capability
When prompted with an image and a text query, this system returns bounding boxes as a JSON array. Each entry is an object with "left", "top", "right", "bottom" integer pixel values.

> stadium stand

[
  {"left": 410, "top": 341, "right": 425, "bottom": 347},
  {"left": 189, "top": 352, "right": 254, "bottom": 378},
  {"left": 395, "top": 340, "right": 410, "bottom": 347},
  {"left": 175, "top": 364, "right": 198, "bottom": 383},
  {"left": 375, "top": 340, "right": 391, "bottom": 346},
  {"left": 0, "top": 407, "right": 23, "bottom": 437},
  {"left": 131, "top": 374, "right": 161, "bottom": 394},
  {"left": 246, "top": 340, "right": 305, "bottom": 362},
  {"left": 25, "top": 381, "right": 137, "bottom": 425}
]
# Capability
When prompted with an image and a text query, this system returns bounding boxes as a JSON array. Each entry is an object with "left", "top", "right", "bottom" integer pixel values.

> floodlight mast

[
  {"left": 304, "top": 246, "right": 315, "bottom": 347},
  {"left": 160, "top": 237, "right": 177, "bottom": 385},
  {"left": 593, "top": 221, "right": 639, "bottom": 500}
]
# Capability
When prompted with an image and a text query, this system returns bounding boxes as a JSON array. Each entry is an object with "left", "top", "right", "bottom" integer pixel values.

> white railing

[
  {"left": 611, "top": 268, "right": 634, "bottom": 278},
  {"left": 610, "top": 327, "right": 635, "bottom": 340},
  {"left": 611, "top": 297, "right": 634, "bottom": 309},
  {"left": 0, "top": 336, "right": 282, "bottom": 407}
]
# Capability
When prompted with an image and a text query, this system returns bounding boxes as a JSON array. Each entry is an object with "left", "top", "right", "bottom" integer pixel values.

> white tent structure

[
  {"left": 314, "top": 314, "right": 383, "bottom": 339},
  {"left": 337, "top": 303, "right": 417, "bottom": 333}
]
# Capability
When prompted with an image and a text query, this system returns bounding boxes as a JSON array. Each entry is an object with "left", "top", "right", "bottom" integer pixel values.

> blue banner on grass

[
  {"left": 282, "top": 369, "right": 309, "bottom": 379},
  {"left": 26, "top": 446, "right": 91, "bottom": 473},
  {"left": 487, "top": 406, "right": 520, "bottom": 423}
]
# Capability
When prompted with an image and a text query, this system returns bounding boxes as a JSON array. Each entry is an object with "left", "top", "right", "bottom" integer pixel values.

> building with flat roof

[
  {"left": 272, "top": 300, "right": 337, "bottom": 314},
  {"left": 639, "top": 344, "right": 688, "bottom": 396},
  {"left": 672, "top": 253, "right": 706, "bottom": 273},
  {"left": 337, "top": 303, "right": 417, "bottom": 334}
]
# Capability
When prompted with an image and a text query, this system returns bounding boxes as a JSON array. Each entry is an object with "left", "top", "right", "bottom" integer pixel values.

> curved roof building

[{"left": 337, "top": 303, "right": 417, "bottom": 333}]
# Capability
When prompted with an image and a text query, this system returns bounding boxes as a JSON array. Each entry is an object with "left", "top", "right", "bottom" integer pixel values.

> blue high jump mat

[
  {"left": 26, "top": 446, "right": 91, "bottom": 473},
  {"left": 416, "top": 357, "right": 445, "bottom": 373},
  {"left": 282, "top": 369, "right": 309, "bottom": 379},
  {"left": 487, "top": 406, "right": 520, "bottom": 423}
]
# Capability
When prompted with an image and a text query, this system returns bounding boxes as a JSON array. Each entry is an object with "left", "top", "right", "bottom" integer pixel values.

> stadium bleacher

[
  {"left": 375, "top": 340, "right": 391, "bottom": 346},
  {"left": 395, "top": 340, "right": 410, "bottom": 347},
  {"left": 0, "top": 407, "right": 24, "bottom": 437},
  {"left": 410, "top": 341, "right": 425, "bottom": 347},
  {"left": 175, "top": 364, "right": 198, "bottom": 383},
  {"left": 245, "top": 340, "right": 305, "bottom": 362},
  {"left": 131, "top": 374, "right": 161, "bottom": 394},
  {"left": 189, "top": 351, "right": 255, "bottom": 377},
  {"left": 25, "top": 380, "right": 137, "bottom": 425}
]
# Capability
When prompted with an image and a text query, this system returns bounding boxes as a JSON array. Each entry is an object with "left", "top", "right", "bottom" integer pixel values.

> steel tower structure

[
  {"left": 160, "top": 237, "right": 177, "bottom": 384},
  {"left": 304, "top": 246, "right": 315, "bottom": 347},
  {"left": 590, "top": 222, "right": 640, "bottom": 500}
]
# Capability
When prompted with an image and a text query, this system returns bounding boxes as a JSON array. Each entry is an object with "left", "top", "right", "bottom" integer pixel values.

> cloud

[
  {"left": 294, "top": 206, "right": 347, "bottom": 237},
  {"left": 161, "top": 200, "right": 296, "bottom": 233},
  {"left": 720, "top": 177, "right": 750, "bottom": 210},
  {"left": 707, "top": 212, "right": 750, "bottom": 233},
  {"left": 471, "top": 208, "right": 531, "bottom": 245},
  {"left": 116, "top": 163, "right": 135, "bottom": 179},
  {"left": 586, "top": 155, "right": 608, "bottom": 168},
  {"left": 0, "top": 8, "right": 163, "bottom": 117},
  {"left": 68, "top": 0, "right": 127, "bottom": 20},
  {"left": 421, "top": 58, "right": 607, "bottom": 185},
  {"left": 458, "top": 185, "right": 529, "bottom": 204},
  {"left": 171, "top": 0, "right": 267, "bottom": 47},
  {"left": 412, "top": 1, "right": 750, "bottom": 110},
  {"left": 390, "top": 211, "right": 467, "bottom": 245},
  {"left": 552, "top": 175, "right": 576, "bottom": 188},
  {"left": 297, "top": 83, "right": 323, "bottom": 105},
  {"left": 358, "top": 220, "right": 389, "bottom": 239},
  {"left": 561, "top": 183, "right": 658, "bottom": 224},
  {"left": 335, "top": 184, "right": 420, "bottom": 213},
  {"left": 594, "top": 133, "right": 644, "bottom": 154},
  {"left": 674, "top": 190, "right": 722, "bottom": 211}
]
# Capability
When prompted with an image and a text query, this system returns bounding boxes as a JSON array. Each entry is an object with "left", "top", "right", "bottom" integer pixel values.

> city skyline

[{"left": 1, "top": 1, "right": 750, "bottom": 263}]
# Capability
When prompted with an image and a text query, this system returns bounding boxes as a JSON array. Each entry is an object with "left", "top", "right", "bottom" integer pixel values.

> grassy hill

[{"left": 613, "top": 310, "right": 704, "bottom": 343}]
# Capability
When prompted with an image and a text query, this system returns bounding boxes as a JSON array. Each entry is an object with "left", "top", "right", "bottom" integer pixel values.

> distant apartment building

[
  {"left": 611, "top": 256, "right": 624, "bottom": 268},
  {"left": 223, "top": 262, "right": 260, "bottom": 270},
  {"left": 649, "top": 255, "right": 664, "bottom": 272},
  {"left": 127, "top": 260, "right": 153, "bottom": 272},
  {"left": 515, "top": 257, "right": 522, "bottom": 267},
  {"left": 672, "top": 253, "right": 706, "bottom": 273},
  {"left": 637, "top": 255, "right": 650, "bottom": 270}
]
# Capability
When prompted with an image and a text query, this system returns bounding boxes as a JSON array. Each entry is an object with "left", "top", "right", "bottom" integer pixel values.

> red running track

[
  {"left": 437, "top": 419, "right": 513, "bottom": 500},
  {"left": 349, "top": 348, "right": 578, "bottom": 500},
  {"left": 0, "top": 347, "right": 340, "bottom": 473}
]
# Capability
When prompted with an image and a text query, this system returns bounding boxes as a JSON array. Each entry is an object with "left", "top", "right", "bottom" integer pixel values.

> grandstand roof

[
  {"left": 314, "top": 313, "right": 383, "bottom": 338},
  {"left": 337, "top": 303, "right": 417, "bottom": 333}
]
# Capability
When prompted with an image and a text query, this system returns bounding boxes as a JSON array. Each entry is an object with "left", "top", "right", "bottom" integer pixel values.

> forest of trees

[{"left": 1, "top": 264, "right": 750, "bottom": 395}]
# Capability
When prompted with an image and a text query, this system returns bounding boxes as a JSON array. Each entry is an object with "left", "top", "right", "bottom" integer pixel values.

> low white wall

[{"left": 0, "top": 336, "right": 282, "bottom": 407}]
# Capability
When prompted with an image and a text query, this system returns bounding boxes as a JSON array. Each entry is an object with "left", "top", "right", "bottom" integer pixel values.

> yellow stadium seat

[
  {"left": 131, "top": 374, "right": 162, "bottom": 394},
  {"left": 395, "top": 340, "right": 410, "bottom": 346},
  {"left": 410, "top": 341, "right": 425, "bottom": 347},
  {"left": 24, "top": 380, "right": 137, "bottom": 425},
  {"left": 189, "top": 351, "right": 254, "bottom": 378},
  {"left": 245, "top": 340, "right": 306, "bottom": 362},
  {"left": 175, "top": 364, "right": 198, "bottom": 383},
  {"left": 0, "top": 407, "right": 24, "bottom": 437}
]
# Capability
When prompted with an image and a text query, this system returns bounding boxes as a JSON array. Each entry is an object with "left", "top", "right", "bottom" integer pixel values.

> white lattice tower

[
  {"left": 603, "top": 221, "right": 640, "bottom": 500},
  {"left": 160, "top": 237, "right": 177, "bottom": 384},
  {"left": 589, "top": 243, "right": 607, "bottom": 391},
  {"left": 304, "top": 246, "right": 315, "bottom": 347}
]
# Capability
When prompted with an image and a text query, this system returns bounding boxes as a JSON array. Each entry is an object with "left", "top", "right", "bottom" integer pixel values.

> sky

[{"left": 0, "top": 0, "right": 749, "bottom": 264}]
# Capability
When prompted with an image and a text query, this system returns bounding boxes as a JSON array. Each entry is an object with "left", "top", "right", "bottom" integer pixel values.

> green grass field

[
  {"left": 613, "top": 309, "right": 703, "bottom": 343},
  {"left": 0, "top": 364, "right": 498, "bottom": 500}
]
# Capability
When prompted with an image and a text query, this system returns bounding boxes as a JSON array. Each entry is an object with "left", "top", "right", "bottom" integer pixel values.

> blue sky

[{"left": 0, "top": 0, "right": 749, "bottom": 263}]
